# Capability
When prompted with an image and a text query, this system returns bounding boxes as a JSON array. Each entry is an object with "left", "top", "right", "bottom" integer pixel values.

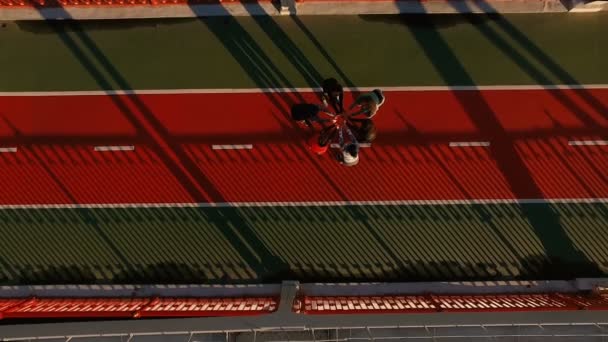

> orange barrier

[
  {"left": 296, "top": 293, "right": 608, "bottom": 314},
  {"left": 0, "top": 297, "right": 278, "bottom": 319}
]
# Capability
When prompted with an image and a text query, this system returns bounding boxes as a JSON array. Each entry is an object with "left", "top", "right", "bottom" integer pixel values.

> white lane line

[
  {"left": 93, "top": 145, "right": 135, "bottom": 152},
  {"left": 0, "top": 147, "right": 17, "bottom": 153},
  {"left": 568, "top": 140, "right": 608, "bottom": 146},
  {"left": 449, "top": 141, "right": 491, "bottom": 147},
  {"left": 0, "top": 84, "right": 606, "bottom": 96},
  {"left": 212, "top": 144, "right": 253, "bottom": 150},
  {"left": 330, "top": 143, "right": 372, "bottom": 148},
  {"left": 1, "top": 198, "right": 607, "bottom": 210}
]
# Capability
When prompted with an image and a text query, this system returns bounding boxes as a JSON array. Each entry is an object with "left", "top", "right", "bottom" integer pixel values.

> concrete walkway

[{"left": 1, "top": 0, "right": 606, "bottom": 21}]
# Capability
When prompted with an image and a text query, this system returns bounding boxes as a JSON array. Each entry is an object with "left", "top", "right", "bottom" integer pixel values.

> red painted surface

[
  {"left": 297, "top": 293, "right": 608, "bottom": 314},
  {"left": 0, "top": 88, "right": 607, "bottom": 204},
  {"left": 0, "top": 0, "right": 272, "bottom": 7},
  {"left": 0, "top": 297, "right": 278, "bottom": 319}
]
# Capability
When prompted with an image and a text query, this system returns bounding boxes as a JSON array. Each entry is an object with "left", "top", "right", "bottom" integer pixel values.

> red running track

[{"left": 0, "top": 88, "right": 607, "bottom": 205}]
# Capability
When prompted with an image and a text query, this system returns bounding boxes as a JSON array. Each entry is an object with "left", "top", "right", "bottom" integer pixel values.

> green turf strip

[
  {"left": 0, "top": 203, "right": 606, "bottom": 285},
  {"left": 0, "top": 13, "right": 606, "bottom": 91}
]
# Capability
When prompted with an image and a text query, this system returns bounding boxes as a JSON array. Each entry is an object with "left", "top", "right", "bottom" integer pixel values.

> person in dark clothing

[
  {"left": 291, "top": 103, "right": 321, "bottom": 127},
  {"left": 321, "top": 78, "right": 344, "bottom": 114},
  {"left": 348, "top": 118, "right": 377, "bottom": 143},
  {"left": 291, "top": 103, "right": 336, "bottom": 129}
]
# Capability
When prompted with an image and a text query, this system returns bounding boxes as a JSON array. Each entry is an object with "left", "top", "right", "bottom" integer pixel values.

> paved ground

[{"left": 0, "top": 13, "right": 607, "bottom": 285}]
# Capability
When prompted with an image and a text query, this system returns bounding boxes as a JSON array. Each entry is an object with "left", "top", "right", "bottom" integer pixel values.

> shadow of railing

[
  {"left": 189, "top": 9, "right": 426, "bottom": 275},
  {"left": 24, "top": 7, "right": 290, "bottom": 280},
  {"left": 289, "top": 16, "right": 359, "bottom": 94},
  {"left": 187, "top": 8, "right": 390, "bottom": 209},
  {"left": 361, "top": 12, "right": 603, "bottom": 277},
  {"left": 1, "top": 203, "right": 607, "bottom": 284},
  {"left": 445, "top": 3, "right": 608, "bottom": 274},
  {"left": 3, "top": 10, "right": 607, "bottom": 283},
  {"left": 471, "top": 1, "right": 608, "bottom": 122}
]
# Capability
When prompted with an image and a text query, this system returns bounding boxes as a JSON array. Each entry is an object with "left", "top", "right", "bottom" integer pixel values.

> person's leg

[
  {"left": 318, "top": 125, "right": 338, "bottom": 147},
  {"left": 345, "top": 120, "right": 361, "bottom": 134},
  {"left": 335, "top": 89, "right": 345, "bottom": 114},
  {"left": 359, "top": 120, "right": 376, "bottom": 142}
]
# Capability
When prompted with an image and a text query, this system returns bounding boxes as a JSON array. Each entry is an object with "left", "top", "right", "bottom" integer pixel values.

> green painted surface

[
  {"left": 0, "top": 13, "right": 606, "bottom": 91},
  {"left": 0, "top": 204, "right": 606, "bottom": 284}
]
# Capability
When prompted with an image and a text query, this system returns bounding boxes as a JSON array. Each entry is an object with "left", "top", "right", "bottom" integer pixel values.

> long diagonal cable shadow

[
  {"left": 397, "top": 114, "right": 538, "bottom": 277},
  {"left": 28, "top": 10, "right": 287, "bottom": 281},
  {"left": 190, "top": 17, "right": 349, "bottom": 198},
  {"left": 189, "top": 13, "right": 340, "bottom": 178},
  {"left": 289, "top": 16, "right": 359, "bottom": 93},
  {"left": 247, "top": 12, "right": 360, "bottom": 100},
  {"left": 1, "top": 116, "right": 138, "bottom": 280},
  {"left": 456, "top": 6, "right": 608, "bottom": 130},
  {"left": 438, "top": 6, "right": 607, "bottom": 275},
  {"left": 248, "top": 14, "right": 324, "bottom": 89},
  {"left": 186, "top": 9, "right": 418, "bottom": 276},
  {"left": 19, "top": 11, "right": 605, "bottom": 280},
  {"left": 472, "top": 1, "right": 608, "bottom": 121},
  {"left": 385, "top": 11, "right": 603, "bottom": 276}
]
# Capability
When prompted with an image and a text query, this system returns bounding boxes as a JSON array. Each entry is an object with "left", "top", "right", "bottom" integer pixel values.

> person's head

[
  {"left": 341, "top": 143, "right": 359, "bottom": 166},
  {"left": 322, "top": 78, "right": 343, "bottom": 97},
  {"left": 309, "top": 134, "right": 328, "bottom": 155},
  {"left": 372, "top": 89, "right": 385, "bottom": 107}
]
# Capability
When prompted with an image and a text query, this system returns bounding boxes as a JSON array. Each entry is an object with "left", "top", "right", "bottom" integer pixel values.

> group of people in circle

[{"left": 291, "top": 78, "right": 385, "bottom": 166}]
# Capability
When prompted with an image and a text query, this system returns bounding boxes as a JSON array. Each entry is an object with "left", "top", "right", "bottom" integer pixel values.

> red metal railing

[
  {"left": 296, "top": 293, "right": 608, "bottom": 314},
  {"left": 2, "top": 293, "right": 607, "bottom": 319},
  {"left": 0, "top": 297, "right": 278, "bottom": 319},
  {"left": 137, "top": 297, "right": 279, "bottom": 317}
]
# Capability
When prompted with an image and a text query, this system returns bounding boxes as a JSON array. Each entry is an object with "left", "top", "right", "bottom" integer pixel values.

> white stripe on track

[
  {"left": 0, "top": 84, "right": 607, "bottom": 96},
  {"left": 569, "top": 140, "right": 608, "bottom": 146},
  {"left": 330, "top": 143, "right": 372, "bottom": 148},
  {"left": 0, "top": 147, "right": 18, "bottom": 153},
  {"left": 93, "top": 145, "right": 135, "bottom": 151},
  {"left": 1, "top": 198, "right": 608, "bottom": 210},
  {"left": 449, "top": 141, "right": 491, "bottom": 147},
  {"left": 212, "top": 144, "right": 253, "bottom": 150}
]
